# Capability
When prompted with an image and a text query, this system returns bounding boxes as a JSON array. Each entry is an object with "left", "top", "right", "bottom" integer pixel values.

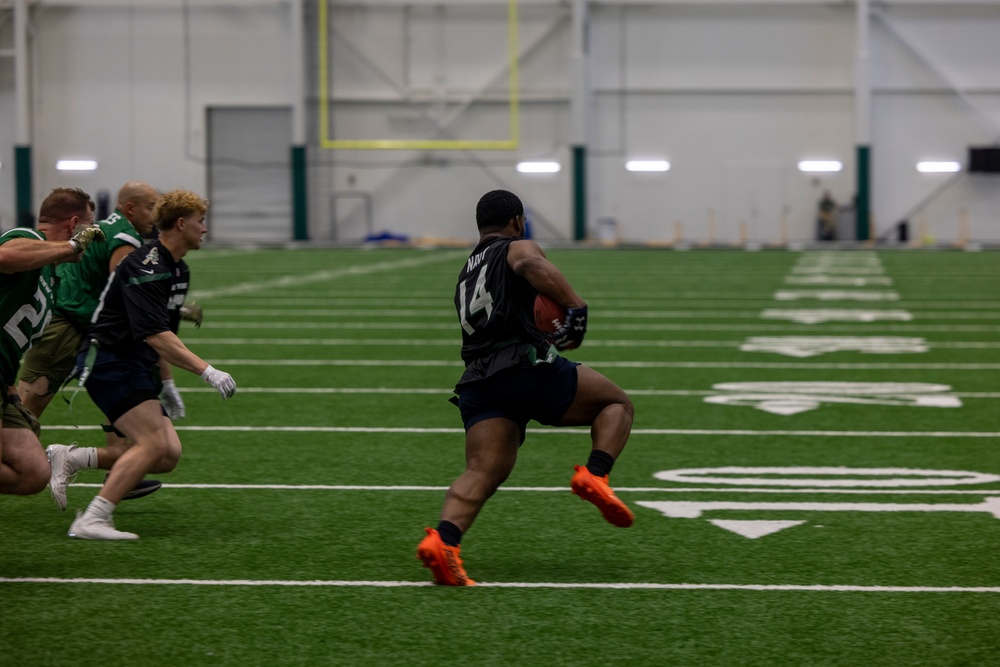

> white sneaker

[
  {"left": 68, "top": 511, "right": 139, "bottom": 541},
  {"left": 46, "top": 444, "right": 79, "bottom": 512}
]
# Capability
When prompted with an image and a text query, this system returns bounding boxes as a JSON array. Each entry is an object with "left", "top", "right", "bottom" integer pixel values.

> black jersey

[
  {"left": 87, "top": 240, "right": 188, "bottom": 365},
  {"left": 454, "top": 236, "right": 550, "bottom": 386}
]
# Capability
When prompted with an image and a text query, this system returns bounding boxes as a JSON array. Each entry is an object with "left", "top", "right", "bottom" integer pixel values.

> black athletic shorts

[
  {"left": 456, "top": 355, "right": 579, "bottom": 444},
  {"left": 77, "top": 349, "right": 165, "bottom": 424}
]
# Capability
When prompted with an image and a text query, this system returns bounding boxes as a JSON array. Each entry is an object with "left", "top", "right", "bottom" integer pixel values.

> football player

[
  {"left": 0, "top": 188, "right": 103, "bottom": 495},
  {"left": 58, "top": 189, "right": 236, "bottom": 540},
  {"left": 417, "top": 189, "right": 635, "bottom": 585},
  {"left": 23, "top": 182, "right": 174, "bottom": 508}
]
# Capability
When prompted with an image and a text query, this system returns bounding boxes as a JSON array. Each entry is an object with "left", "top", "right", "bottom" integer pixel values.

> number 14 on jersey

[{"left": 458, "top": 264, "right": 493, "bottom": 334}]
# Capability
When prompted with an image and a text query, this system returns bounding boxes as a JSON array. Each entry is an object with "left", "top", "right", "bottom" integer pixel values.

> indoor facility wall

[{"left": 1, "top": 1, "right": 997, "bottom": 244}]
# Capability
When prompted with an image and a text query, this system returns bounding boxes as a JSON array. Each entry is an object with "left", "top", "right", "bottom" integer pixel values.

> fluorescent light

[
  {"left": 798, "top": 160, "right": 842, "bottom": 173},
  {"left": 916, "top": 161, "right": 961, "bottom": 173},
  {"left": 516, "top": 161, "right": 560, "bottom": 174},
  {"left": 56, "top": 160, "right": 98, "bottom": 171},
  {"left": 626, "top": 160, "right": 670, "bottom": 172}
]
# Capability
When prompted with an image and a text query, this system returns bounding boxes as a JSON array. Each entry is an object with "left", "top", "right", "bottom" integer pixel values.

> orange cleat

[
  {"left": 417, "top": 528, "right": 476, "bottom": 586},
  {"left": 570, "top": 465, "right": 635, "bottom": 527}
]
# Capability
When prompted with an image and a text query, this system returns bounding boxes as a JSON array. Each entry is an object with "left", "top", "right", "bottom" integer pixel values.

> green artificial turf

[{"left": 3, "top": 247, "right": 998, "bottom": 666}]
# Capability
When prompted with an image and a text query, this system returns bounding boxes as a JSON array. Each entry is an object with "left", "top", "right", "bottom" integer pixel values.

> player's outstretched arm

[
  {"left": 146, "top": 331, "right": 236, "bottom": 399},
  {"left": 0, "top": 226, "right": 105, "bottom": 273},
  {"left": 0, "top": 237, "right": 83, "bottom": 274}
]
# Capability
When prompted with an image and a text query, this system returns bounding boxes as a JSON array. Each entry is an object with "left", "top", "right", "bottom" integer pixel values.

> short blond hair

[{"left": 154, "top": 189, "right": 208, "bottom": 231}]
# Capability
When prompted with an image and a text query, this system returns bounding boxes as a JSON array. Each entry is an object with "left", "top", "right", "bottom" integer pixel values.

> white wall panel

[
  {"left": 591, "top": 91, "right": 854, "bottom": 242},
  {"left": 1, "top": 1, "right": 998, "bottom": 244},
  {"left": 0, "top": 41, "right": 14, "bottom": 228},
  {"left": 615, "top": 6, "right": 855, "bottom": 90},
  {"left": 20, "top": 4, "right": 290, "bottom": 229}
]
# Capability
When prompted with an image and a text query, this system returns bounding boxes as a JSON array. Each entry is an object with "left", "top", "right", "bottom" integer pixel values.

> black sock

[
  {"left": 437, "top": 520, "right": 463, "bottom": 547},
  {"left": 586, "top": 450, "right": 615, "bottom": 477}
]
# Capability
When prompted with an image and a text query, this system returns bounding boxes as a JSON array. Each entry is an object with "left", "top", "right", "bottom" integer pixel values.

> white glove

[
  {"left": 200, "top": 365, "right": 236, "bottom": 399},
  {"left": 160, "top": 379, "right": 186, "bottom": 419}
]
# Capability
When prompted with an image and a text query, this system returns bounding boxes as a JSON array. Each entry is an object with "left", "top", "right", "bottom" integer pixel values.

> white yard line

[
  {"left": 1, "top": 577, "right": 996, "bottom": 592},
  {"left": 195, "top": 321, "right": 1000, "bottom": 333},
  {"left": 63, "top": 483, "right": 1000, "bottom": 496},
  {"left": 195, "top": 358, "right": 1000, "bottom": 370},
  {"left": 199, "top": 308, "right": 1000, "bottom": 319},
  {"left": 202, "top": 297, "right": 1000, "bottom": 309},
  {"left": 178, "top": 336, "right": 1000, "bottom": 351},
  {"left": 168, "top": 387, "right": 1000, "bottom": 398},
  {"left": 612, "top": 324, "right": 1000, "bottom": 332},
  {"left": 42, "top": 425, "right": 1000, "bottom": 437},
  {"left": 191, "top": 252, "right": 464, "bottom": 300}
]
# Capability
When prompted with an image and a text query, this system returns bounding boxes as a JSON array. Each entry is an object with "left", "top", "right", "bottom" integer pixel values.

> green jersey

[
  {"left": 0, "top": 228, "right": 57, "bottom": 387},
  {"left": 55, "top": 209, "right": 143, "bottom": 330}
]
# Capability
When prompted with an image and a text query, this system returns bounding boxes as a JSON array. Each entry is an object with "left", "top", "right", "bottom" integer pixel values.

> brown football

[{"left": 533, "top": 293, "right": 566, "bottom": 336}]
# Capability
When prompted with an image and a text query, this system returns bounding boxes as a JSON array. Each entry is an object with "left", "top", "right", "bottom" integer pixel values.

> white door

[{"left": 207, "top": 106, "right": 292, "bottom": 242}]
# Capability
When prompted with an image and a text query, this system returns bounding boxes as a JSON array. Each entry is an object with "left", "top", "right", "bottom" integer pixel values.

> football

[{"left": 533, "top": 293, "right": 566, "bottom": 336}]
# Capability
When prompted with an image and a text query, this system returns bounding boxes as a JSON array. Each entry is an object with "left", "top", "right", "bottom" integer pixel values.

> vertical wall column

[
  {"left": 14, "top": 0, "right": 32, "bottom": 227},
  {"left": 290, "top": 0, "right": 309, "bottom": 241},
  {"left": 854, "top": 0, "right": 872, "bottom": 241},
  {"left": 570, "top": 0, "right": 590, "bottom": 241}
]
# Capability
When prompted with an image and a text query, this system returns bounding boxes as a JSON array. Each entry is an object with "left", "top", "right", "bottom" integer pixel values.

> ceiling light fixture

[
  {"left": 516, "top": 161, "right": 561, "bottom": 174},
  {"left": 56, "top": 160, "right": 98, "bottom": 171},
  {"left": 626, "top": 160, "right": 670, "bottom": 172}
]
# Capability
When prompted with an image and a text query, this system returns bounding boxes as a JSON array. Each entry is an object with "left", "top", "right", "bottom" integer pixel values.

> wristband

[{"left": 68, "top": 239, "right": 83, "bottom": 254}]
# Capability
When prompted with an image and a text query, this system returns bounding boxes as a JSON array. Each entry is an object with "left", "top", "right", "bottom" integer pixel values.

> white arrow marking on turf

[
  {"left": 708, "top": 520, "right": 806, "bottom": 539},
  {"left": 637, "top": 498, "right": 1000, "bottom": 519}
]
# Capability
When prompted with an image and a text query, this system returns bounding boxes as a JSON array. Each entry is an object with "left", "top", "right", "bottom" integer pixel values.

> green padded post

[
  {"left": 291, "top": 145, "right": 308, "bottom": 241},
  {"left": 856, "top": 145, "right": 870, "bottom": 241},
  {"left": 15, "top": 145, "right": 33, "bottom": 228},
  {"left": 573, "top": 145, "right": 586, "bottom": 241}
]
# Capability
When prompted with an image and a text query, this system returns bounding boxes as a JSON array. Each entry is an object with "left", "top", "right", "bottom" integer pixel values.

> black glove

[{"left": 553, "top": 305, "right": 588, "bottom": 351}]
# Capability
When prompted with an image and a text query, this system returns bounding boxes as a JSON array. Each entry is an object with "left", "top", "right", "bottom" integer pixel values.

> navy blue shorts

[
  {"left": 456, "top": 356, "right": 579, "bottom": 443},
  {"left": 77, "top": 349, "right": 165, "bottom": 424}
]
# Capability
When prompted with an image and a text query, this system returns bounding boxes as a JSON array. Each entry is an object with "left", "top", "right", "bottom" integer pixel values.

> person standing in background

[{"left": 817, "top": 190, "right": 837, "bottom": 241}]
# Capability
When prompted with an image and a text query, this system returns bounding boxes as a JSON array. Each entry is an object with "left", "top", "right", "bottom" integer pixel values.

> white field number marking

[
  {"left": 653, "top": 467, "right": 1000, "bottom": 487},
  {"left": 704, "top": 381, "right": 961, "bottom": 415},
  {"left": 773, "top": 290, "right": 899, "bottom": 301},
  {"left": 785, "top": 275, "right": 893, "bottom": 286},
  {"left": 761, "top": 309, "right": 912, "bottom": 324},
  {"left": 642, "top": 467, "right": 1000, "bottom": 539},
  {"left": 740, "top": 336, "right": 928, "bottom": 357}
]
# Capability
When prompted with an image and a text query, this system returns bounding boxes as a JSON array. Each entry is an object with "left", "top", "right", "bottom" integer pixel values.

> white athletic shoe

[
  {"left": 68, "top": 511, "right": 139, "bottom": 541},
  {"left": 46, "top": 444, "right": 79, "bottom": 512}
]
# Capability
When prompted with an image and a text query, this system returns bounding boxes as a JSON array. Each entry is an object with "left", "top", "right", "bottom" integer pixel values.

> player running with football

[
  {"left": 64, "top": 189, "right": 236, "bottom": 540},
  {"left": 417, "top": 189, "right": 635, "bottom": 585}
]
